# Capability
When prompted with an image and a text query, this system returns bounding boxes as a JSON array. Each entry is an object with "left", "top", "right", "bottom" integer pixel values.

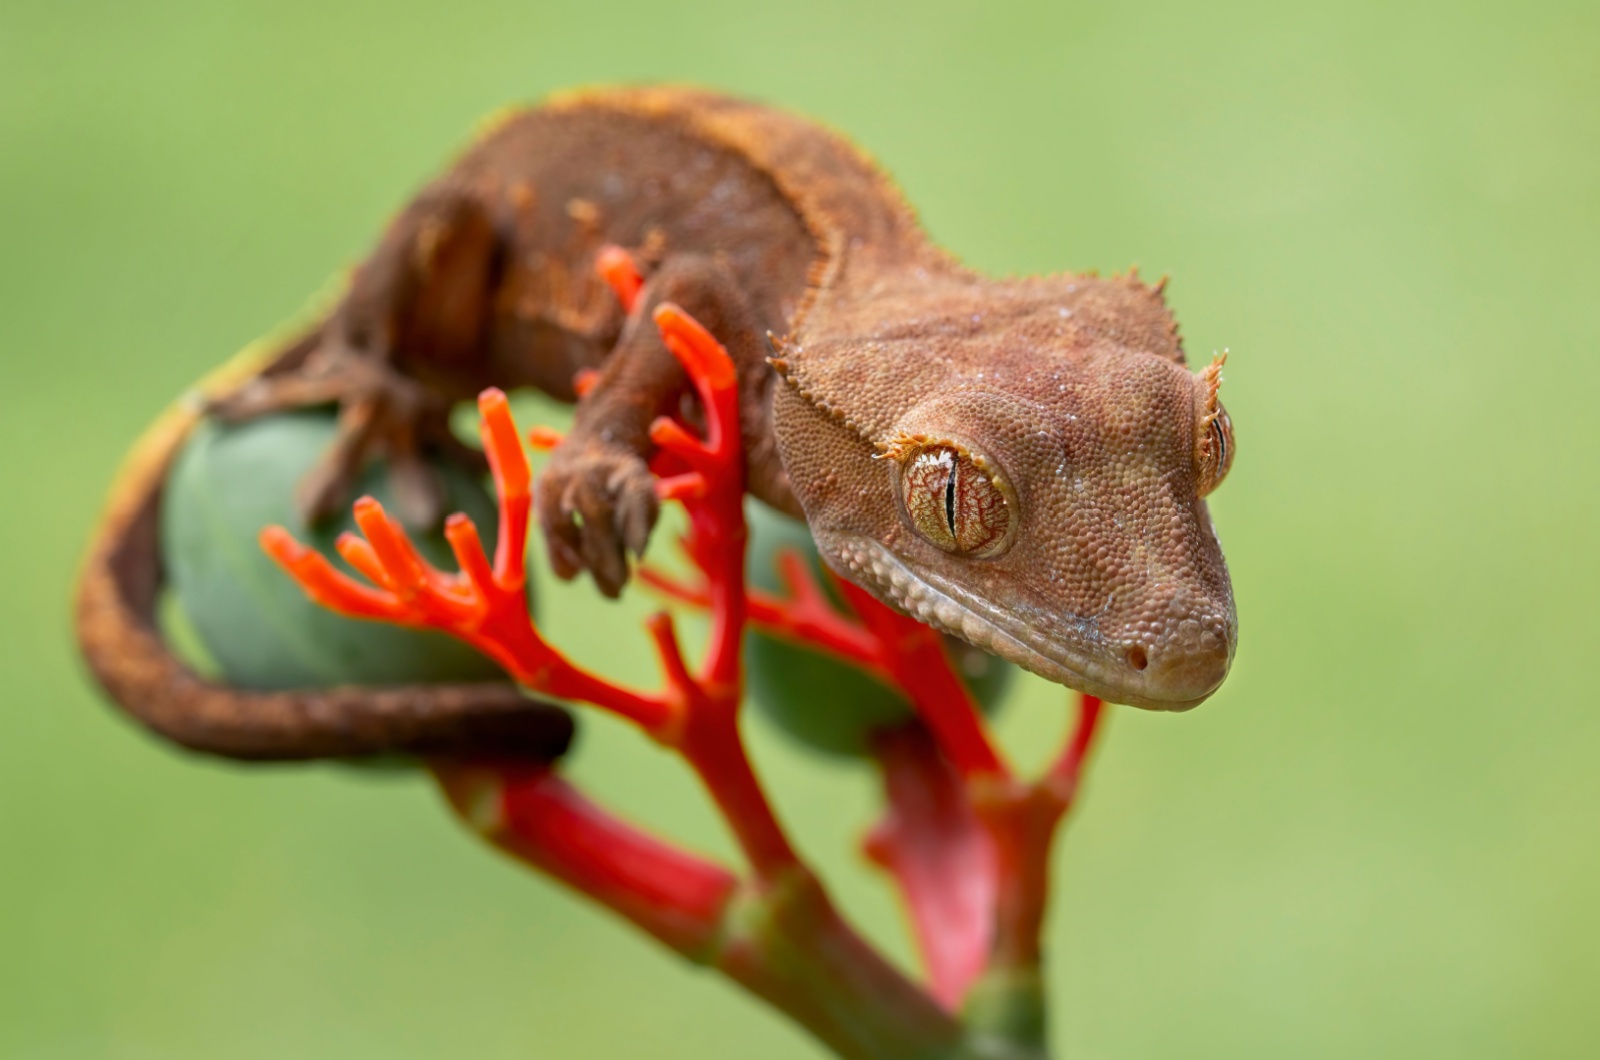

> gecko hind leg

[{"left": 209, "top": 185, "right": 504, "bottom": 529}]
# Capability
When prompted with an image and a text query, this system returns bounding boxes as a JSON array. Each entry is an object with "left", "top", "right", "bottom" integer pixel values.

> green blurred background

[{"left": 3, "top": 0, "right": 1597, "bottom": 1056}]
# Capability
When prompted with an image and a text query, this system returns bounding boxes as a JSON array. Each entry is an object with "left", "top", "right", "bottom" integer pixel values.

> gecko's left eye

[{"left": 897, "top": 444, "right": 1015, "bottom": 558}]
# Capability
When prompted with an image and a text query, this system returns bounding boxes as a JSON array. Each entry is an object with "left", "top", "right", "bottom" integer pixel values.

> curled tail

[{"left": 72, "top": 329, "right": 574, "bottom": 763}]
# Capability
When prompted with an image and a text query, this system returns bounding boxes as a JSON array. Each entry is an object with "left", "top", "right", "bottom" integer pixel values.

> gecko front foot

[
  {"left": 535, "top": 443, "right": 660, "bottom": 598},
  {"left": 208, "top": 346, "right": 481, "bottom": 530}
]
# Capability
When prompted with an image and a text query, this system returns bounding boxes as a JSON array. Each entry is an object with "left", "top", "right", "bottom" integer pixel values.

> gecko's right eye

[
  {"left": 1193, "top": 352, "right": 1234, "bottom": 498},
  {"left": 1196, "top": 403, "right": 1234, "bottom": 497},
  {"left": 897, "top": 444, "right": 1015, "bottom": 559}
]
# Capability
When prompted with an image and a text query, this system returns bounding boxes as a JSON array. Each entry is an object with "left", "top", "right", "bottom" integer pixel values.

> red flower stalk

[
  {"left": 262, "top": 251, "right": 1106, "bottom": 1059},
  {"left": 864, "top": 724, "right": 996, "bottom": 1009}
]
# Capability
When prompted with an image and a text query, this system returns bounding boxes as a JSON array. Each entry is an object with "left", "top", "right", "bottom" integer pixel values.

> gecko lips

[{"left": 819, "top": 532, "right": 1234, "bottom": 710}]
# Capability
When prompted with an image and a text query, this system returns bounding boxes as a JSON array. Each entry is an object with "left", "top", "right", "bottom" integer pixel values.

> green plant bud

[
  {"left": 161, "top": 409, "right": 509, "bottom": 689},
  {"left": 743, "top": 502, "right": 1014, "bottom": 759}
]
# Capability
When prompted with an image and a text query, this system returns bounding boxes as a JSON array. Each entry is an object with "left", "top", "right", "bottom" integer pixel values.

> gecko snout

[{"left": 1111, "top": 613, "right": 1234, "bottom": 709}]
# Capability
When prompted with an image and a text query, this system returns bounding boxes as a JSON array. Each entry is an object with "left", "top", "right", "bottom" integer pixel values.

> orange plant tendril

[{"left": 260, "top": 249, "right": 1105, "bottom": 1060}]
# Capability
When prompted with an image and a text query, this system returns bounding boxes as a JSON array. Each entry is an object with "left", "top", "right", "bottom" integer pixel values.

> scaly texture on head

[{"left": 772, "top": 269, "right": 1236, "bottom": 709}]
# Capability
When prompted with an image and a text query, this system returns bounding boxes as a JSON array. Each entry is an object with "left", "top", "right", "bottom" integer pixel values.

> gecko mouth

[{"left": 818, "top": 532, "right": 1220, "bottom": 711}]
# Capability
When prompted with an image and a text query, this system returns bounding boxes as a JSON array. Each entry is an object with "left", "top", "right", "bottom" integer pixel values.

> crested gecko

[{"left": 75, "top": 86, "right": 1237, "bottom": 762}]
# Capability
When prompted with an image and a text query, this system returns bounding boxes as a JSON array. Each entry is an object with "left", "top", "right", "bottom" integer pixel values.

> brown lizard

[{"left": 74, "top": 86, "right": 1236, "bottom": 762}]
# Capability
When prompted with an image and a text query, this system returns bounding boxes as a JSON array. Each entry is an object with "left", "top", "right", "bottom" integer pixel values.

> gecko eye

[
  {"left": 1196, "top": 403, "right": 1234, "bottom": 497},
  {"left": 897, "top": 444, "right": 1015, "bottom": 558}
]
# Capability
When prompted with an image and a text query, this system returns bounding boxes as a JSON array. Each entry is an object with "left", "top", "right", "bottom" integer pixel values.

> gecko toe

[
  {"left": 607, "top": 463, "right": 660, "bottom": 559},
  {"left": 572, "top": 472, "right": 630, "bottom": 597},
  {"left": 575, "top": 504, "right": 627, "bottom": 597},
  {"left": 533, "top": 471, "right": 582, "bottom": 581},
  {"left": 292, "top": 405, "right": 380, "bottom": 526},
  {"left": 535, "top": 446, "right": 655, "bottom": 596}
]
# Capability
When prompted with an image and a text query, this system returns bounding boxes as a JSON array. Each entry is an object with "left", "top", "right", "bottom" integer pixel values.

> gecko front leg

[{"left": 537, "top": 254, "right": 776, "bottom": 597}]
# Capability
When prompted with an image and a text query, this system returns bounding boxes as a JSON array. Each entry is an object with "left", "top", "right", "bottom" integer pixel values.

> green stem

[
  {"left": 963, "top": 966, "right": 1051, "bottom": 1059},
  {"left": 706, "top": 868, "right": 1050, "bottom": 1060}
]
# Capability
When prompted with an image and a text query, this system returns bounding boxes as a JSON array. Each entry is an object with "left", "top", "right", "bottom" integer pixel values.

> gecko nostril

[{"left": 1125, "top": 645, "right": 1148, "bottom": 671}]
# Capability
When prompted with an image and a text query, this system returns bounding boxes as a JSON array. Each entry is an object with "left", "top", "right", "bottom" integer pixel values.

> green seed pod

[
  {"left": 743, "top": 503, "right": 1014, "bottom": 759},
  {"left": 161, "top": 410, "right": 509, "bottom": 689}
]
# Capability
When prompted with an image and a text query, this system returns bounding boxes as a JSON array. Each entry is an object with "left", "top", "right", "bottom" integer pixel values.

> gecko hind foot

[
  {"left": 207, "top": 350, "right": 482, "bottom": 531},
  {"left": 535, "top": 445, "right": 660, "bottom": 598}
]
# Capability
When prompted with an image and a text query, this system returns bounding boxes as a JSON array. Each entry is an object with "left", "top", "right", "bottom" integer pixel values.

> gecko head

[{"left": 772, "top": 298, "right": 1237, "bottom": 710}]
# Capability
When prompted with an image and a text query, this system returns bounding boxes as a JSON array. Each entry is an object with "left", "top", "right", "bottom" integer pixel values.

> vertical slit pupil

[{"left": 944, "top": 463, "right": 957, "bottom": 535}]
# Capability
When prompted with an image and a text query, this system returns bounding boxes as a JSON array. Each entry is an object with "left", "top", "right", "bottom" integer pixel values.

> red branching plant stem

[
  {"left": 639, "top": 545, "right": 886, "bottom": 674},
  {"left": 436, "top": 762, "right": 739, "bottom": 959},
  {"left": 976, "top": 694, "right": 1104, "bottom": 974},
  {"left": 835, "top": 579, "right": 1010, "bottom": 782},
  {"left": 262, "top": 244, "right": 1108, "bottom": 1056}
]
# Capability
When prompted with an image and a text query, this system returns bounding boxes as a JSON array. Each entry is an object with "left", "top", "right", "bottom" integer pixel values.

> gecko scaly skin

[{"left": 75, "top": 86, "right": 1236, "bottom": 761}]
